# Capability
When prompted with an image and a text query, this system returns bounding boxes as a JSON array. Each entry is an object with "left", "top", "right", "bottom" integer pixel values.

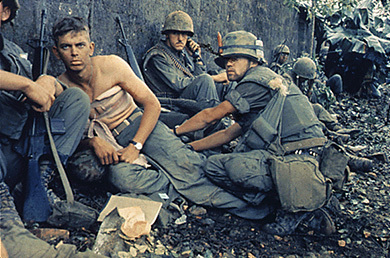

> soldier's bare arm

[
  {"left": 104, "top": 55, "right": 161, "bottom": 163},
  {"left": 175, "top": 100, "right": 236, "bottom": 135},
  {"left": 0, "top": 70, "right": 55, "bottom": 112},
  {"left": 190, "top": 122, "right": 242, "bottom": 151}
]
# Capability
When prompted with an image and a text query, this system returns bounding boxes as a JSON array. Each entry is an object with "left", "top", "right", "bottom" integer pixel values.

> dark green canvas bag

[{"left": 269, "top": 154, "right": 331, "bottom": 212}]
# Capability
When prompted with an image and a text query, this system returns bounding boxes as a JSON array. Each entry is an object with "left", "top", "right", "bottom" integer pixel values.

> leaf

[
  {"left": 338, "top": 240, "right": 346, "bottom": 247},
  {"left": 363, "top": 231, "right": 371, "bottom": 238}
]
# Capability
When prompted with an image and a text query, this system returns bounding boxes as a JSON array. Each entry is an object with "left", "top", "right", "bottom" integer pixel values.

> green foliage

[{"left": 283, "top": 0, "right": 359, "bottom": 18}]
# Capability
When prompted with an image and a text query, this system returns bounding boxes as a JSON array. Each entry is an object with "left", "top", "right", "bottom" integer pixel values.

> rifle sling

[{"left": 43, "top": 112, "right": 74, "bottom": 204}]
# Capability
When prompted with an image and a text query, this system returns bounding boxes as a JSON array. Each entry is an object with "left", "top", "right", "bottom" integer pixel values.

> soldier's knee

[
  {"left": 64, "top": 87, "right": 90, "bottom": 111},
  {"left": 204, "top": 154, "right": 226, "bottom": 177},
  {"left": 197, "top": 74, "right": 215, "bottom": 88}
]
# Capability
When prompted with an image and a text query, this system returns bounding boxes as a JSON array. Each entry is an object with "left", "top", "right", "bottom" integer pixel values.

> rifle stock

[{"left": 115, "top": 16, "right": 145, "bottom": 81}]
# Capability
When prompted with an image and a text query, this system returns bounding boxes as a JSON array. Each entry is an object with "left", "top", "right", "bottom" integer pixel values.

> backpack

[{"left": 269, "top": 154, "right": 332, "bottom": 212}]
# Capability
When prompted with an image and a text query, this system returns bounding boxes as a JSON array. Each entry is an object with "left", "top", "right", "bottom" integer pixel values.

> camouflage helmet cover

[
  {"left": 292, "top": 57, "right": 317, "bottom": 79},
  {"left": 215, "top": 30, "right": 265, "bottom": 68},
  {"left": 162, "top": 10, "right": 194, "bottom": 36},
  {"left": 1, "top": 0, "right": 20, "bottom": 24},
  {"left": 273, "top": 44, "right": 290, "bottom": 57}
]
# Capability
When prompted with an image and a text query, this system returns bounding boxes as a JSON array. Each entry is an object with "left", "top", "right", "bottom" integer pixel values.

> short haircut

[{"left": 52, "top": 16, "right": 89, "bottom": 45}]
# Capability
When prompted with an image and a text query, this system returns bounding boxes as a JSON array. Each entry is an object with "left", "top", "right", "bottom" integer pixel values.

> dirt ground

[{"left": 35, "top": 83, "right": 390, "bottom": 258}]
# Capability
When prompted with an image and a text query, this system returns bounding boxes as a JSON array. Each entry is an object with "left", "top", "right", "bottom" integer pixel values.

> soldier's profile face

[
  {"left": 53, "top": 31, "right": 94, "bottom": 72},
  {"left": 166, "top": 31, "right": 188, "bottom": 52},
  {"left": 225, "top": 57, "right": 252, "bottom": 82}
]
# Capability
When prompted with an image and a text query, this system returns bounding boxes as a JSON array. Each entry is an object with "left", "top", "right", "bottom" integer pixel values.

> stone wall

[{"left": 2, "top": 0, "right": 313, "bottom": 76}]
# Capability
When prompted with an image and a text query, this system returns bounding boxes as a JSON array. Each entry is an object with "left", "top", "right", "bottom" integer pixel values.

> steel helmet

[
  {"left": 2, "top": 0, "right": 20, "bottom": 24},
  {"left": 292, "top": 57, "right": 317, "bottom": 79},
  {"left": 162, "top": 11, "right": 194, "bottom": 36},
  {"left": 215, "top": 30, "right": 265, "bottom": 68},
  {"left": 273, "top": 44, "right": 290, "bottom": 57}
]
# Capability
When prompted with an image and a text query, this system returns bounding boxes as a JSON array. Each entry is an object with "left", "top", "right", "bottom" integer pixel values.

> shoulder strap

[
  {"left": 234, "top": 90, "right": 286, "bottom": 154},
  {"left": 262, "top": 91, "right": 286, "bottom": 155}
]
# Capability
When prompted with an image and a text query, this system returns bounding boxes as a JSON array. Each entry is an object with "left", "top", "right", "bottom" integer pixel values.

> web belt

[{"left": 112, "top": 109, "right": 143, "bottom": 137}]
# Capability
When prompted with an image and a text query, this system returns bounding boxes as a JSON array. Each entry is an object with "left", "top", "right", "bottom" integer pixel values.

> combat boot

[
  {"left": 336, "top": 128, "right": 361, "bottom": 136},
  {"left": 300, "top": 208, "right": 336, "bottom": 235},
  {"left": 302, "top": 195, "right": 339, "bottom": 235},
  {"left": 326, "top": 121, "right": 343, "bottom": 132},
  {"left": 348, "top": 155, "right": 373, "bottom": 172},
  {"left": 40, "top": 160, "right": 61, "bottom": 206},
  {"left": 262, "top": 210, "right": 309, "bottom": 236},
  {"left": 326, "top": 130, "right": 350, "bottom": 144}
]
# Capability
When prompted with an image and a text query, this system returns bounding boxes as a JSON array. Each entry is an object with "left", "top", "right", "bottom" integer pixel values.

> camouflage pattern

[
  {"left": 313, "top": 81, "right": 336, "bottom": 109},
  {"left": 161, "top": 11, "right": 194, "bottom": 36},
  {"left": 273, "top": 44, "right": 290, "bottom": 57},
  {"left": 67, "top": 148, "right": 107, "bottom": 182},
  {"left": 215, "top": 30, "right": 265, "bottom": 68},
  {"left": 292, "top": 57, "right": 317, "bottom": 80},
  {"left": 298, "top": 79, "right": 336, "bottom": 109}
]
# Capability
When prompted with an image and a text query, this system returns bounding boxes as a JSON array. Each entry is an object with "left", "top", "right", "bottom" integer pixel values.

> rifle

[
  {"left": 28, "top": 10, "right": 50, "bottom": 81},
  {"left": 115, "top": 16, "right": 145, "bottom": 81},
  {"left": 22, "top": 9, "right": 51, "bottom": 222},
  {"left": 23, "top": 10, "right": 97, "bottom": 225}
]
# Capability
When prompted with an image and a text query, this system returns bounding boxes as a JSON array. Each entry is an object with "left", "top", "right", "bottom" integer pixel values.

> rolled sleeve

[{"left": 225, "top": 89, "right": 250, "bottom": 114}]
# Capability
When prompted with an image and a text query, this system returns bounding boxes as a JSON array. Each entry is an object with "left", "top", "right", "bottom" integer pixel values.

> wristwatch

[{"left": 130, "top": 140, "right": 143, "bottom": 151}]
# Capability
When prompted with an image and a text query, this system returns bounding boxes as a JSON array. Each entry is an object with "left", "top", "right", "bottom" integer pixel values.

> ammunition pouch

[
  {"left": 269, "top": 154, "right": 331, "bottom": 212},
  {"left": 245, "top": 116, "right": 278, "bottom": 150}
]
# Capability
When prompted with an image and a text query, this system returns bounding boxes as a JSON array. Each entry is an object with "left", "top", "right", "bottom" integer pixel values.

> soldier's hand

[
  {"left": 36, "top": 75, "right": 64, "bottom": 96},
  {"left": 211, "top": 71, "right": 229, "bottom": 83},
  {"left": 24, "top": 80, "right": 55, "bottom": 112},
  {"left": 90, "top": 137, "right": 120, "bottom": 165},
  {"left": 35, "top": 75, "right": 57, "bottom": 95},
  {"left": 118, "top": 145, "right": 140, "bottom": 164},
  {"left": 187, "top": 38, "right": 201, "bottom": 57}
]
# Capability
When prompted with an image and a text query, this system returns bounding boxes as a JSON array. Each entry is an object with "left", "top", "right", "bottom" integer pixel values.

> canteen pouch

[
  {"left": 269, "top": 154, "right": 330, "bottom": 212},
  {"left": 245, "top": 116, "right": 278, "bottom": 150}
]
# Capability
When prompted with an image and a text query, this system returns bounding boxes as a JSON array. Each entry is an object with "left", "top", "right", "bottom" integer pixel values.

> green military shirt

[{"left": 142, "top": 41, "right": 207, "bottom": 98}]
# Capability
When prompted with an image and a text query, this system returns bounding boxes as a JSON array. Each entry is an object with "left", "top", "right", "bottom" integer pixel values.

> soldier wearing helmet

[
  {"left": 174, "top": 31, "right": 337, "bottom": 236},
  {"left": 142, "top": 11, "right": 228, "bottom": 117},
  {"left": 269, "top": 44, "right": 290, "bottom": 74},
  {"left": 290, "top": 57, "right": 339, "bottom": 109},
  {"left": 289, "top": 57, "right": 356, "bottom": 138}
]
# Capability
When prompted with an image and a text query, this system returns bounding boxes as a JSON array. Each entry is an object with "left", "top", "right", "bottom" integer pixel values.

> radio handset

[{"left": 187, "top": 38, "right": 200, "bottom": 59}]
